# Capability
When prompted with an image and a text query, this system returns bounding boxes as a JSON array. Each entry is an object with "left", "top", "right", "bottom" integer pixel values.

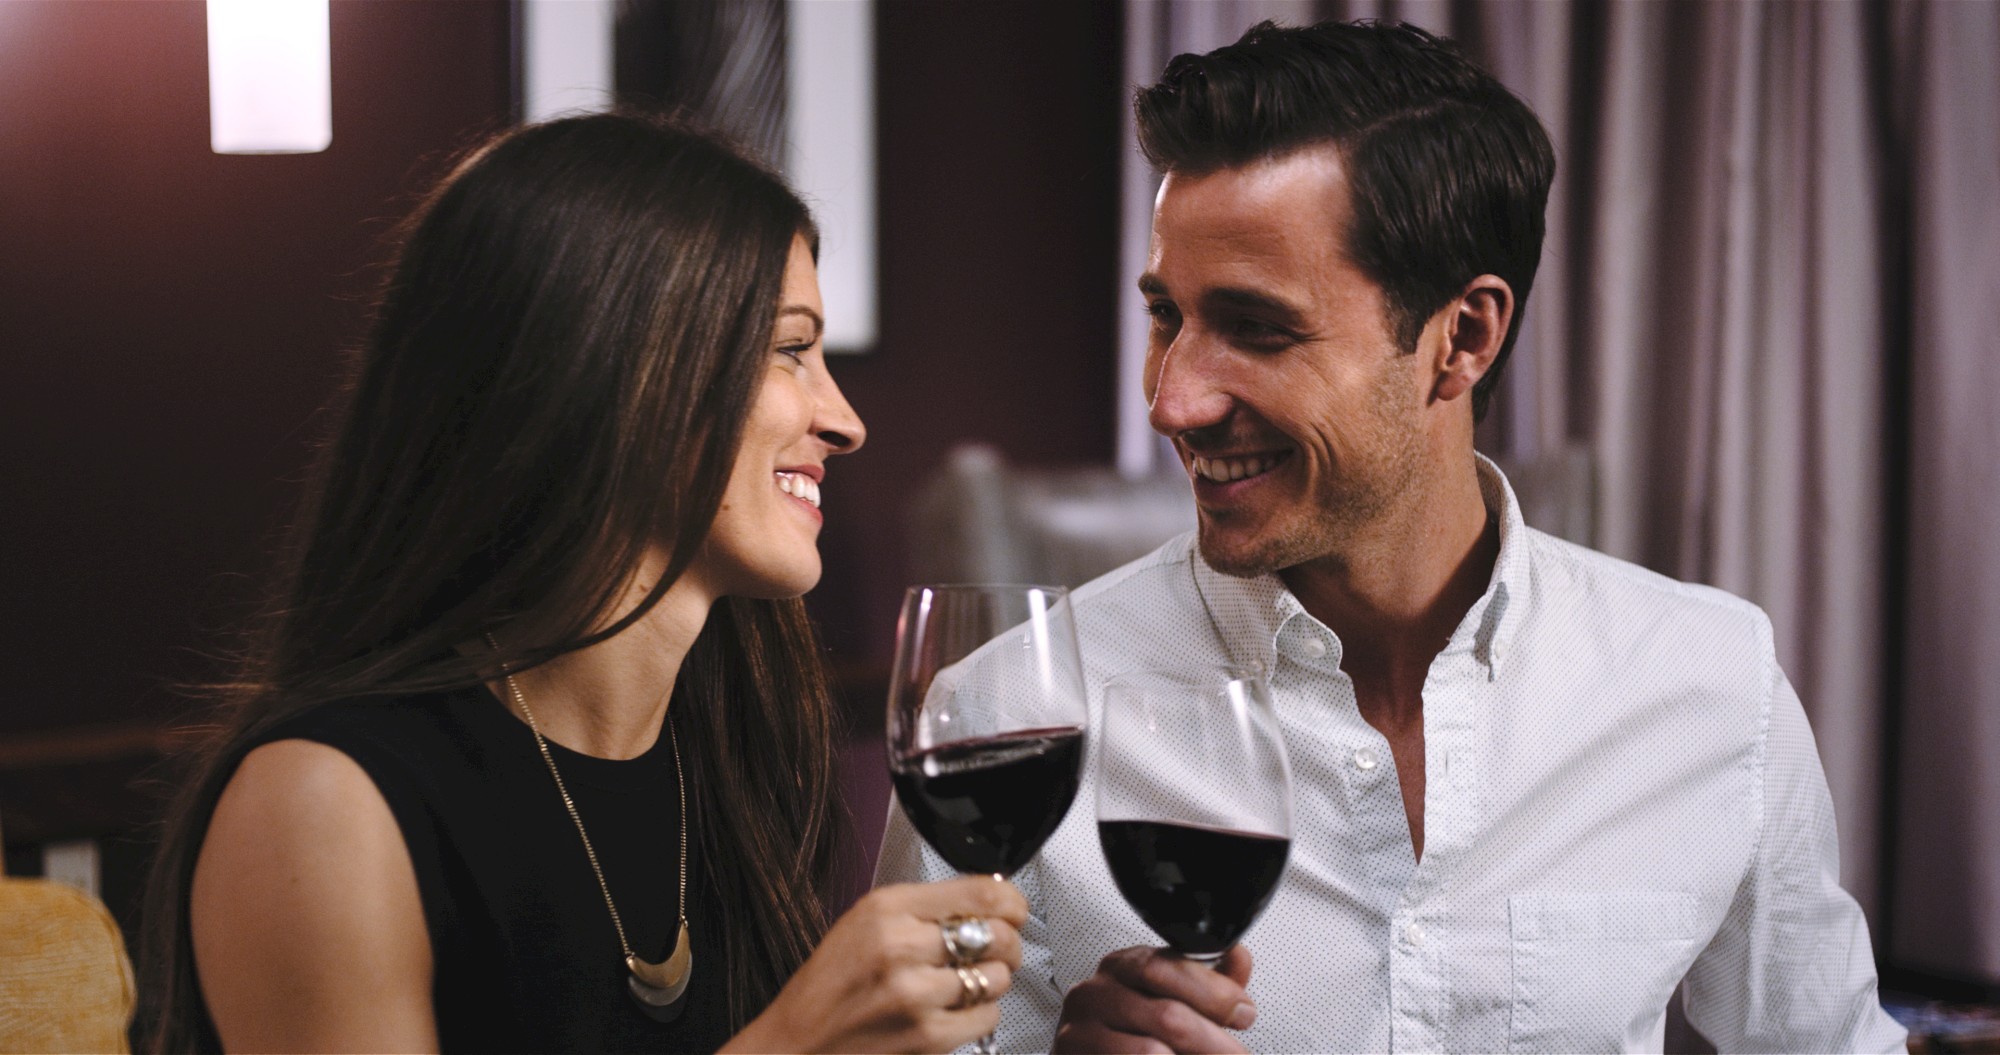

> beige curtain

[
  {"left": 1886, "top": 0, "right": 2000, "bottom": 985},
  {"left": 1448, "top": 0, "right": 1997, "bottom": 983},
  {"left": 1125, "top": 0, "right": 2000, "bottom": 985}
]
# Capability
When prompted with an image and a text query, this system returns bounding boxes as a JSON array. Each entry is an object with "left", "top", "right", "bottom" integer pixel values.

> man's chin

[{"left": 1194, "top": 522, "right": 1288, "bottom": 580}]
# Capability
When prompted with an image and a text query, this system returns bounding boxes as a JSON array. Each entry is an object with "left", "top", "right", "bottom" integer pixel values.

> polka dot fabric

[{"left": 874, "top": 457, "right": 1907, "bottom": 1054}]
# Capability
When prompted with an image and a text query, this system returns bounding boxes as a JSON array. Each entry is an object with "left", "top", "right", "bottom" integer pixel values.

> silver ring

[
  {"left": 940, "top": 915, "right": 994, "bottom": 966},
  {"left": 952, "top": 965, "right": 992, "bottom": 1009}
]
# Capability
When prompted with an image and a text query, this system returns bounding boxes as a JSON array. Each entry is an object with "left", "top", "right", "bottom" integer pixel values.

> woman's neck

[{"left": 490, "top": 573, "right": 715, "bottom": 760}]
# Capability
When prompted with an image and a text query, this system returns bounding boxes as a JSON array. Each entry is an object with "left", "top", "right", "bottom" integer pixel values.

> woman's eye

[{"left": 776, "top": 344, "right": 810, "bottom": 365}]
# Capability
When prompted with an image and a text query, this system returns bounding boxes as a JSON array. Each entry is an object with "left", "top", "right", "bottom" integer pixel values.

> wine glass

[
  {"left": 887, "top": 584, "right": 1088, "bottom": 1052},
  {"left": 1095, "top": 667, "right": 1293, "bottom": 967}
]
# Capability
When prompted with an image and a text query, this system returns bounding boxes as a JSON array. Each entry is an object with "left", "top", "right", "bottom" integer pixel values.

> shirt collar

[{"left": 1187, "top": 452, "right": 1530, "bottom": 681}]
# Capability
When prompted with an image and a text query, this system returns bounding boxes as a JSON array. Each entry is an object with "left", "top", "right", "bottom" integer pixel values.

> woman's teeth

[
  {"left": 776, "top": 471, "right": 821, "bottom": 508},
  {"left": 1191, "top": 452, "right": 1286, "bottom": 483}
]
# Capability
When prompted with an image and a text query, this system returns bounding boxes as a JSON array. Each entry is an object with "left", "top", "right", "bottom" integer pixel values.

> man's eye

[
  {"left": 1145, "top": 301, "right": 1181, "bottom": 326},
  {"left": 1230, "top": 318, "right": 1291, "bottom": 345}
]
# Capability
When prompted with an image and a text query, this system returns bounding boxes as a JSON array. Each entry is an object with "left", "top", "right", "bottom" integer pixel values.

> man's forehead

[
  {"left": 1145, "top": 146, "right": 1354, "bottom": 295},
  {"left": 1154, "top": 145, "right": 1348, "bottom": 220}
]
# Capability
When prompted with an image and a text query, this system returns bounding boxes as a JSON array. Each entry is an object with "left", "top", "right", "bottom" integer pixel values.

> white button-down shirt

[{"left": 876, "top": 459, "right": 1906, "bottom": 1053}]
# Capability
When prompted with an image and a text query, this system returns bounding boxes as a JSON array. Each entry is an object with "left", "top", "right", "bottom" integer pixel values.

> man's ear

[{"left": 1431, "top": 275, "right": 1514, "bottom": 405}]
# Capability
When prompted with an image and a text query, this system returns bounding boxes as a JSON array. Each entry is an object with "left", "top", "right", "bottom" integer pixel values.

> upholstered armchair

[{"left": 0, "top": 825, "right": 135, "bottom": 1054}]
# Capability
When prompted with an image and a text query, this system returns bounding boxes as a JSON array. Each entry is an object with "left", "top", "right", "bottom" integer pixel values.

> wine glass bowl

[
  {"left": 887, "top": 585, "right": 1088, "bottom": 879},
  {"left": 886, "top": 584, "right": 1089, "bottom": 1055},
  {"left": 1096, "top": 667, "right": 1294, "bottom": 964}
]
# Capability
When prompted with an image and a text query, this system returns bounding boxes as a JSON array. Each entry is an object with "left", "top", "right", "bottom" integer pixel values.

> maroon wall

[
  {"left": 0, "top": 0, "right": 515, "bottom": 744},
  {"left": 1, "top": 0, "right": 1122, "bottom": 742},
  {"left": 0, "top": 1, "right": 1120, "bottom": 912},
  {"left": 808, "top": 0, "right": 1125, "bottom": 690}
]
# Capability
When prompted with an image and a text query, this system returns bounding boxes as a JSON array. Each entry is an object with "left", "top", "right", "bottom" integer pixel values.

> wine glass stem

[
  {"left": 973, "top": 872, "right": 1005, "bottom": 1053},
  {"left": 1185, "top": 950, "right": 1226, "bottom": 970}
]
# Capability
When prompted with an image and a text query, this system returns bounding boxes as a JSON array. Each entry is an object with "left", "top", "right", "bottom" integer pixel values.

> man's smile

[{"left": 1189, "top": 449, "right": 1293, "bottom": 484}]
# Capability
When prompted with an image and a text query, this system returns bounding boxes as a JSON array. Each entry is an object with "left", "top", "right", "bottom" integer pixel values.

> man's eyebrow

[
  {"left": 777, "top": 305, "right": 824, "bottom": 339},
  {"left": 1137, "top": 276, "right": 1307, "bottom": 324},
  {"left": 1204, "top": 286, "right": 1308, "bottom": 323}
]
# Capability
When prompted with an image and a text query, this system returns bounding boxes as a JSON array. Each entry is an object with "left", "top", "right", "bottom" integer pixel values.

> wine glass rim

[{"left": 902, "top": 582, "right": 1072, "bottom": 595}]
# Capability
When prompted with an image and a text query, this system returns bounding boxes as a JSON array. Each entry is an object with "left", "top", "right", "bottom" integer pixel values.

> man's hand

[{"left": 1052, "top": 945, "right": 1257, "bottom": 1054}]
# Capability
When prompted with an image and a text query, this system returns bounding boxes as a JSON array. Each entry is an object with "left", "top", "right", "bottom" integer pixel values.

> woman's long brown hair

[{"left": 137, "top": 112, "right": 843, "bottom": 1051}]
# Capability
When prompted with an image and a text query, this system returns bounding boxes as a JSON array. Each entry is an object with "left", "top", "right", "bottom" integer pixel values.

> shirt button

[
  {"left": 1298, "top": 637, "right": 1327, "bottom": 659},
  {"left": 1404, "top": 921, "right": 1425, "bottom": 947},
  {"left": 1353, "top": 747, "right": 1377, "bottom": 771}
]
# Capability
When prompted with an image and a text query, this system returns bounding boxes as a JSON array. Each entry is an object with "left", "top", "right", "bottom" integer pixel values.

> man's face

[{"left": 1141, "top": 146, "right": 1433, "bottom": 578}]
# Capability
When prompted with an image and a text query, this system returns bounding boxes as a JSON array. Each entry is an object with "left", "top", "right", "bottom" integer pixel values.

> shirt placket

[{"left": 1389, "top": 651, "right": 1484, "bottom": 1051}]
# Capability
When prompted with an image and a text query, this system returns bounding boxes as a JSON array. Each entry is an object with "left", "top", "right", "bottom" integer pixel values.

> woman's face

[{"left": 690, "top": 234, "right": 866, "bottom": 601}]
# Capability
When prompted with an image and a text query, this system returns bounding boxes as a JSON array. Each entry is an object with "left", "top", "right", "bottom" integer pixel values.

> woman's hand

[{"left": 724, "top": 875, "right": 1029, "bottom": 1054}]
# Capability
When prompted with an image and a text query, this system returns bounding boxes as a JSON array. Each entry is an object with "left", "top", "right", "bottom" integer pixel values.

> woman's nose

[{"left": 815, "top": 378, "right": 866, "bottom": 454}]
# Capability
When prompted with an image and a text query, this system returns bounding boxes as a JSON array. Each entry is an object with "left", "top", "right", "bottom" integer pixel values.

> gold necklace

[{"left": 487, "top": 635, "right": 693, "bottom": 1022}]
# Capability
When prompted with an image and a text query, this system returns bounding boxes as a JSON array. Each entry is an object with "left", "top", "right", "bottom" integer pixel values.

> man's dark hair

[{"left": 1136, "top": 20, "right": 1556, "bottom": 422}]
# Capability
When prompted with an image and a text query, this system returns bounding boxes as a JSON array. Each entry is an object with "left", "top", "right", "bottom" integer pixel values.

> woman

[{"left": 139, "top": 113, "right": 1023, "bottom": 1053}]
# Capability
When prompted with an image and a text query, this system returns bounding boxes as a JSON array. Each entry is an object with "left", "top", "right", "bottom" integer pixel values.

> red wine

[
  {"left": 1097, "top": 819, "right": 1290, "bottom": 957},
  {"left": 892, "top": 728, "right": 1085, "bottom": 876}
]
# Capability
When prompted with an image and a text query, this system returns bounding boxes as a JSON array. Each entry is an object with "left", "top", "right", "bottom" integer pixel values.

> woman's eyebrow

[{"left": 777, "top": 305, "right": 824, "bottom": 339}]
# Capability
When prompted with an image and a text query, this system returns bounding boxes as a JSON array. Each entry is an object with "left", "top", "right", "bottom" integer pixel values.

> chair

[
  {"left": 0, "top": 818, "right": 135, "bottom": 1054},
  {"left": 909, "top": 444, "right": 1196, "bottom": 588}
]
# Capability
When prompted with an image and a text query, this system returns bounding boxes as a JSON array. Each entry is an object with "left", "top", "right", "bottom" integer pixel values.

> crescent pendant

[{"left": 626, "top": 918, "right": 693, "bottom": 1021}]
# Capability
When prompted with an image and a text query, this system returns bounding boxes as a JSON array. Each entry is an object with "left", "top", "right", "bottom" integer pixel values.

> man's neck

[{"left": 1280, "top": 456, "right": 1498, "bottom": 703}]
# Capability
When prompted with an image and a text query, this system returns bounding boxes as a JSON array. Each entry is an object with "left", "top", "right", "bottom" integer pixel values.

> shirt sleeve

[
  {"left": 874, "top": 800, "right": 1067, "bottom": 1054},
  {"left": 1680, "top": 657, "right": 1907, "bottom": 1053}
]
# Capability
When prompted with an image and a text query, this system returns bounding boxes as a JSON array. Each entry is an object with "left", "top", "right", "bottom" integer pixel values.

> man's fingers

[
  {"left": 1052, "top": 1019, "right": 1173, "bottom": 1055},
  {"left": 1061, "top": 972, "right": 1250, "bottom": 1055},
  {"left": 1098, "top": 946, "right": 1256, "bottom": 1031},
  {"left": 1217, "top": 945, "right": 1253, "bottom": 988}
]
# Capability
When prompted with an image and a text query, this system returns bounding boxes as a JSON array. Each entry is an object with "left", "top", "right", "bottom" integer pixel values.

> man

[{"left": 877, "top": 19, "right": 1905, "bottom": 1054}]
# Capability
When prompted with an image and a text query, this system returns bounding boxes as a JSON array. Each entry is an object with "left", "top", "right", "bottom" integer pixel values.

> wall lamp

[{"left": 206, "top": 0, "right": 331, "bottom": 154}]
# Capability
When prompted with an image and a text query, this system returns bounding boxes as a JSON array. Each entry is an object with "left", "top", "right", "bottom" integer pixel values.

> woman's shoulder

[
  {"left": 236, "top": 686, "right": 512, "bottom": 864},
  {"left": 195, "top": 733, "right": 440, "bottom": 1050},
  {"left": 258, "top": 685, "right": 481, "bottom": 750}
]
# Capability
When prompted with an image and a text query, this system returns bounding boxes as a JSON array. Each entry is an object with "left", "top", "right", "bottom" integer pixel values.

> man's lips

[{"left": 1188, "top": 449, "right": 1292, "bottom": 484}]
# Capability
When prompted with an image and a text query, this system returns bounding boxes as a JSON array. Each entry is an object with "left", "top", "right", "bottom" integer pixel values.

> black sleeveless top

[{"left": 258, "top": 686, "right": 734, "bottom": 1053}]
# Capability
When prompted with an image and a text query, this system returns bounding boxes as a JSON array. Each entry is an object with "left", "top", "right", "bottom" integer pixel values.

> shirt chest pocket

[{"left": 1508, "top": 891, "right": 1703, "bottom": 1053}]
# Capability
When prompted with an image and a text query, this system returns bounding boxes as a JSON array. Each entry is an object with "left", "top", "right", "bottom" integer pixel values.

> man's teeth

[
  {"left": 776, "top": 471, "right": 821, "bottom": 508},
  {"left": 1191, "top": 453, "right": 1285, "bottom": 483}
]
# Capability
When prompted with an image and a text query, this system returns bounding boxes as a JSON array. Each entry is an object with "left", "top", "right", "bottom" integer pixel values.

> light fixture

[{"left": 206, "top": 0, "right": 331, "bottom": 154}]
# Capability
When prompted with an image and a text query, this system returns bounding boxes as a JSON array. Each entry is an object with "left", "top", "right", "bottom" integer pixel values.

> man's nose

[{"left": 1146, "top": 336, "right": 1232, "bottom": 438}]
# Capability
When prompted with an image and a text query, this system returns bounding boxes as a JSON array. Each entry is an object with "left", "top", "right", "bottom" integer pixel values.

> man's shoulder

[
  {"left": 1068, "top": 531, "right": 1200, "bottom": 609},
  {"left": 1519, "top": 525, "right": 1778, "bottom": 670}
]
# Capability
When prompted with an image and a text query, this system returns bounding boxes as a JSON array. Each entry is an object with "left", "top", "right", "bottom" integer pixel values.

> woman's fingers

[
  {"left": 879, "top": 874, "right": 1030, "bottom": 927},
  {"left": 921, "top": 917, "right": 1024, "bottom": 970},
  {"left": 861, "top": 877, "right": 1028, "bottom": 971},
  {"left": 886, "top": 960, "right": 1013, "bottom": 1052}
]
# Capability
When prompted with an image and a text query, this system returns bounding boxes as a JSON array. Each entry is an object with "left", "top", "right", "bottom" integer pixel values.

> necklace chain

[{"left": 486, "top": 635, "right": 687, "bottom": 962}]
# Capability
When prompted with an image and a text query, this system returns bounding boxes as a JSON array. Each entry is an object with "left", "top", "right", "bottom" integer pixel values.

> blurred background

[{"left": 2, "top": 0, "right": 1995, "bottom": 1047}]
